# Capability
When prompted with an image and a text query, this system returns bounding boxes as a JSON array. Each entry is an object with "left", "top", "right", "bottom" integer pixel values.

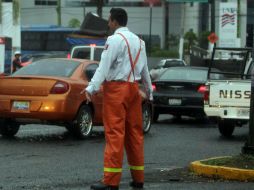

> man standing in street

[{"left": 83, "top": 8, "right": 153, "bottom": 190}]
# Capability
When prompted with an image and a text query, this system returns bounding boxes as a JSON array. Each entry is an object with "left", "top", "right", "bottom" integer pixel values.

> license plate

[
  {"left": 13, "top": 101, "right": 30, "bottom": 110},
  {"left": 168, "top": 98, "right": 182, "bottom": 105},
  {"left": 237, "top": 109, "right": 249, "bottom": 117}
]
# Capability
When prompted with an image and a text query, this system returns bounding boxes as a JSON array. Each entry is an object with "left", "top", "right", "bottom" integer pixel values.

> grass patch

[{"left": 201, "top": 154, "right": 254, "bottom": 170}]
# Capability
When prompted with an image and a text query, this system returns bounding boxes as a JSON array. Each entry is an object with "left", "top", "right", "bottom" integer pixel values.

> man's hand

[
  {"left": 85, "top": 91, "right": 92, "bottom": 102},
  {"left": 139, "top": 89, "right": 147, "bottom": 99},
  {"left": 80, "top": 89, "right": 92, "bottom": 103}
]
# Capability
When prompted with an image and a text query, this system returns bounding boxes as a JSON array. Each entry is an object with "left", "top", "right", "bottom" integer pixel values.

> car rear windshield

[
  {"left": 164, "top": 60, "right": 184, "bottom": 68},
  {"left": 160, "top": 68, "right": 224, "bottom": 81},
  {"left": 12, "top": 59, "right": 80, "bottom": 77},
  {"left": 156, "top": 60, "right": 184, "bottom": 69}
]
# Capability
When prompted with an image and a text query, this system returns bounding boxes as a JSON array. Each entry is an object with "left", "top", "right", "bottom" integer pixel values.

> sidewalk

[{"left": 190, "top": 156, "right": 254, "bottom": 181}]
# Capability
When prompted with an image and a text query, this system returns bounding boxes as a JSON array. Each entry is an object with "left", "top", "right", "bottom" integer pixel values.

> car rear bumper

[
  {"left": 204, "top": 106, "right": 249, "bottom": 120},
  {"left": 0, "top": 97, "right": 78, "bottom": 121},
  {"left": 153, "top": 104, "right": 205, "bottom": 116}
]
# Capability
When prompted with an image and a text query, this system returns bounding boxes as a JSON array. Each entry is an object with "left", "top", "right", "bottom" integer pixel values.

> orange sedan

[{"left": 0, "top": 58, "right": 152, "bottom": 139}]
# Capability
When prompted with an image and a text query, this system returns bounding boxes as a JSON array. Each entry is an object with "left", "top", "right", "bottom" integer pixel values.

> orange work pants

[{"left": 102, "top": 81, "right": 144, "bottom": 186}]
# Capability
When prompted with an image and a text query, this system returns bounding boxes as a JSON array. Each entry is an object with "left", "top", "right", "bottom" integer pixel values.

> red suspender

[{"left": 117, "top": 33, "right": 142, "bottom": 82}]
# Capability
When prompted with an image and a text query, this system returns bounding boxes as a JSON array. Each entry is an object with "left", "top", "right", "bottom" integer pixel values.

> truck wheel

[
  {"left": 218, "top": 120, "right": 235, "bottom": 137},
  {"left": 72, "top": 105, "right": 93, "bottom": 139},
  {"left": 142, "top": 103, "right": 152, "bottom": 134},
  {"left": 0, "top": 119, "right": 20, "bottom": 137}
]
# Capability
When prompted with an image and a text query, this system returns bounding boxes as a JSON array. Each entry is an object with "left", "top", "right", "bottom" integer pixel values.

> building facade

[{"left": 1, "top": 0, "right": 251, "bottom": 49}]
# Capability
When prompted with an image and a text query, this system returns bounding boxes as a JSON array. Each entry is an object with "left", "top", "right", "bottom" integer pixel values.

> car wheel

[
  {"left": 218, "top": 120, "right": 235, "bottom": 137},
  {"left": 142, "top": 103, "right": 152, "bottom": 134},
  {"left": 153, "top": 111, "right": 159, "bottom": 123},
  {"left": 0, "top": 119, "right": 20, "bottom": 137},
  {"left": 72, "top": 105, "right": 93, "bottom": 139}
]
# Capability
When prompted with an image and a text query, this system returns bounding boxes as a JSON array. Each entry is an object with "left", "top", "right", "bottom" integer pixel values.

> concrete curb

[{"left": 189, "top": 156, "right": 254, "bottom": 181}]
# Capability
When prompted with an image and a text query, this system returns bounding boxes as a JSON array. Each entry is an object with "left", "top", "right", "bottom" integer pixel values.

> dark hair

[{"left": 110, "top": 8, "right": 128, "bottom": 26}]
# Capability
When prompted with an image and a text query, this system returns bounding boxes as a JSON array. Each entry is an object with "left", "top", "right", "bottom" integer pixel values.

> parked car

[
  {"left": 0, "top": 58, "right": 152, "bottom": 139},
  {"left": 152, "top": 66, "right": 224, "bottom": 122},
  {"left": 150, "top": 59, "right": 186, "bottom": 80}
]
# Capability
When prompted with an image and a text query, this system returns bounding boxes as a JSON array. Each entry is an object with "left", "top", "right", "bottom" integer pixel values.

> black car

[{"left": 152, "top": 66, "right": 224, "bottom": 122}]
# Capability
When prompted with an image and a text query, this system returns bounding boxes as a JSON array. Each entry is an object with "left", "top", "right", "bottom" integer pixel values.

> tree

[
  {"left": 184, "top": 30, "right": 197, "bottom": 53},
  {"left": 13, "top": 0, "right": 20, "bottom": 25},
  {"left": 198, "top": 31, "right": 210, "bottom": 49},
  {"left": 68, "top": 18, "right": 80, "bottom": 28}
]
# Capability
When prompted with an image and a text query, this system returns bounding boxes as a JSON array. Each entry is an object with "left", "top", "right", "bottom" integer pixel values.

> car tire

[
  {"left": 72, "top": 105, "right": 93, "bottom": 139},
  {"left": 218, "top": 120, "right": 235, "bottom": 137},
  {"left": 152, "top": 111, "right": 159, "bottom": 123},
  {"left": 0, "top": 119, "right": 20, "bottom": 137},
  {"left": 142, "top": 102, "right": 152, "bottom": 134}
]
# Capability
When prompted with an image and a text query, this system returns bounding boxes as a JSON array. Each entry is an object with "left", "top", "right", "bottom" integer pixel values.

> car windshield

[
  {"left": 156, "top": 60, "right": 184, "bottom": 69},
  {"left": 163, "top": 60, "right": 184, "bottom": 68},
  {"left": 156, "top": 60, "right": 165, "bottom": 68},
  {"left": 160, "top": 67, "right": 224, "bottom": 81},
  {"left": 12, "top": 59, "right": 80, "bottom": 77}
]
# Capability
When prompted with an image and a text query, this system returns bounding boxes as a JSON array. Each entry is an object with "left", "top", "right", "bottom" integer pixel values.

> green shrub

[{"left": 151, "top": 48, "right": 179, "bottom": 58}]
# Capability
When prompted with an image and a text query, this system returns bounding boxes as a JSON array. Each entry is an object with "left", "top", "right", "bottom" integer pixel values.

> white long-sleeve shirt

[{"left": 85, "top": 27, "right": 153, "bottom": 100}]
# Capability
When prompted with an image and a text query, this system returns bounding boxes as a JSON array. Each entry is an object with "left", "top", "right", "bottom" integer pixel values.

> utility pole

[
  {"left": 56, "top": 0, "right": 61, "bottom": 26},
  {"left": 0, "top": 0, "right": 2, "bottom": 24},
  {"left": 164, "top": 1, "right": 169, "bottom": 49},
  {"left": 148, "top": 3, "right": 153, "bottom": 56},
  {"left": 96, "top": 0, "right": 103, "bottom": 18},
  {"left": 210, "top": 0, "right": 215, "bottom": 33},
  {"left": 242, "top": 48, "right": 254, "bottom": 154}
]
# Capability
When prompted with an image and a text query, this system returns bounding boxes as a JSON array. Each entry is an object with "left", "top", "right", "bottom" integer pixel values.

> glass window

[
  {"left": 164, "top": 60, "right": 184, "bottom": 68},
  {"left": 13, "top": 59, "right": 80, "bottom": 77},
  {"left": 94, "top": 48, "right": 104, "bottom": 61},
  {"left": 35, "top": 0, "right": 57, "bottom": 6},
  {"left": 155, "top": 60, "right": 165, "bottom": 69},
  {"left": 85, "top": 63, "right": 98, "bottom": 81},
  {"left": 160, "top": 68, "right": 208, "bottom": 82}
]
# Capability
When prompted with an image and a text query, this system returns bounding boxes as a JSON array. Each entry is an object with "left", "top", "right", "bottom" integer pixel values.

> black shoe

[
  {"left": 129, "top": 181, "right": 144, "bottom": 189},
  {"left": 90, "top": 182, "right": 119, "bottom": 190}
]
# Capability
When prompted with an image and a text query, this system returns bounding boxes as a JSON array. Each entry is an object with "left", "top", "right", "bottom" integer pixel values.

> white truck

[
  {"left": 204, "top": 47, "right": 253, "bottom": 137},
  {"left": 70, "top": 45, "right": 104, "bottom": 61}
]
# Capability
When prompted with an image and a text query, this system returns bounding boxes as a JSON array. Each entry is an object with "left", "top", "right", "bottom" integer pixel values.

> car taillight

[
  {"left": 50, "top": 81, "right": 69, "bottom": 94},
  {"left": 198, "top": 85, "right": 207, "bottom": 93},
  {"left": 198, "top": 85, "right": 209, "bottom": 102},
  {"left": 152, "top": 83, "right": 156, "bottom": 91},
  {"left": 67, "top": 53, "right": 71, "bottom": 59}
]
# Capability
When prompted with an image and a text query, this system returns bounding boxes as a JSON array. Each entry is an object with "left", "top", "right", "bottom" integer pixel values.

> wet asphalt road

[{"left": 0, "top": 115, "right": 254, "bottom": 190}]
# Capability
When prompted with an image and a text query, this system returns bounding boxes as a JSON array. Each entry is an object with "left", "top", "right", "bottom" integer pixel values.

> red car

[{"left": 0, "top": 58, "right": 152, "bottom": 139}]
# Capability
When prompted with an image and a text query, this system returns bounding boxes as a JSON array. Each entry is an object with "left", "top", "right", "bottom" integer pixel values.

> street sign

[{"left": 208, "top": 32, "right": 218, "bottom": 44}]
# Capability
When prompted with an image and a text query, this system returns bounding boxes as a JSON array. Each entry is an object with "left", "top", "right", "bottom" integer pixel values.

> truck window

[
  {"left": 94, "top": 48, "right": 104, "bottom": 61},
  {"left": 247, "top": 61, "right": 254, "bottom": 79},
  {"left": 73, "top": 49, "right": 90, "bottom": 59}
]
